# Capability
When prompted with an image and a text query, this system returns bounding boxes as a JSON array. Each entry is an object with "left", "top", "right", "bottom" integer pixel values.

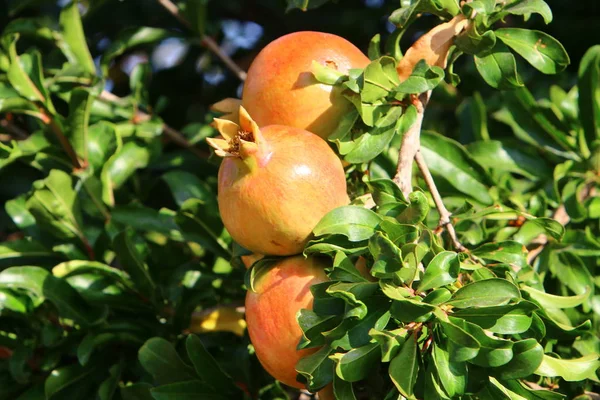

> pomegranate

[
  {"left": 241, "top": 31, "right": 370, "bottom": 139},
  {"left": 207, "top": 107, "right": 349, "bottom": 256},
  {"left": 245, "top": 255, "right": 328, "bottom": 388}
]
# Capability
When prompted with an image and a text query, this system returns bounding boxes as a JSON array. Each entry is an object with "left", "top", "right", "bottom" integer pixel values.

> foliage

[{"left": 0, "top": 0, "right": 599, "bottom": 400}]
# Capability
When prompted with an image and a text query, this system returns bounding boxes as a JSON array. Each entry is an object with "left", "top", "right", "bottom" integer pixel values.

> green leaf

[
  {"left": 0, "top": 289, "right": 30, "bottom": 314},
  {"left": 333, "top": 374, "right": 356, "bottom": 400},
  {"left": 328, "top": 252, "right": 369, "bottom": 283},
  {"left": 452, "top": 302, "right": 537, "bottom": 334},
  {"left": 439, "top": 320, "right": 480, "bottom": 362},
  {"left": 332, "top": 342, "right": 380, "bottom": 382},
  {"left": 421, "top": 131, "right": 493, "bottom": 205},
  {"left": 394, "top": 60, "right": 445, "bottom": 94},
  {"left": 419, "top": 251, "right": 460, "bottom": 292},
  {"left": 313, "top": 206, "right": 382, "bottom": 242},
  {"left": 5, "top": 35, "right": 45, "bottom": 103},
  {"left": 0, "top": 240, "right": 61, "bottom": 268},
  {"left": 175, "top": 198, "right": 230, "bottom": 259},
  {"left": 432, "top": 342, "right": 467, "bottom": 397},
  {"left": 286, "top": 0, "right": 330, "bottom": 12},
  {"left": 472, "top": 241, "right": 527, "bottom": 269},
  {"left": 367, "top": 179, "right": 407, "bottom": 207},
  {"left": 368, "top": 34, "right": 382, "bottom": 60},
  {"left": 535, "top": 354, "right": 600, "bottom": 382},
  {"left": 59, "top": 1, "right": 95, "bottom": 75},
  {"left": 185, "top": 335, "right": 242, "bottom": 396},
  {"left": 52, "top": 260, "right": 134, "bottom": 290},
  {"left": 578, "top": 46, "right": 600, "bottom": 145},
  {"left": 495, "top": 28, "right": 569, "bottom": 74},
  {"left": 113, "top": 230, "right": 157, "bottom": 301},
  {"left": 77, "top": 332, "right": 143, "bottom": 366},
  {"left": 112, "top": 205, "right": 183, "bottom": 241},
  {"left": 389, "top": 333, "right": 419, "bottom": 399},
  {"left": 492, "top": 339, "right": 544, "bottom": 380},
  {"left": 44, "top": 363, "right": 98, "bottom": 399},
  {"left": 448, "top": 278, "right": 521, "bottom": 308},
  {"left": 326, "top": 282, "right": 379, "bottom": 320},
  {"left": 98, "top": 363, "right": 122, "bottom": 400},
  {"left": 549, "top": 252, "right": 594, "bottom": 304},
  {"left": 360, "top": 56, "right": 400, "bottom": 103},
  {"left": 397, "top": 191, "right": 429, "bottom": 224},
  {"left": 522, "top": 285, "right": 591, "bottom": 309},
  {"left": 26, "top": 169, "right": 85, "bottom": 241},
  {"left": 343, "top": 106, "right": 405, "bottom": 164},
  {"left": 390, "top": 298, "right": 435, "bottom": 323},
  {"left": 0, "top": 266, "right": 107, "bottom": 325},
  {"left": 67, "top": 88, "right": 94, "bottom": 162},
  {"left": 368, "top": 232, "right": 403, "bottom": 280},
  {"left": 101, "top": 141, "right": 151, "bottom": 205},
  {"left": 138, "top": 338, "right": 196, "bottom": 385},
  {"left": 311, "top": 60, "right": 346, "bottom": 85},
  {"left": 455, "top": 24, "right": 496, "bottom": 56},
  {"left": 530, "top": 218, "right": 565, "bottom": 241},
  {"left": 184, "top": 0, "right": 209, "bottom": 36},
  {"left": 501, "top": 0, "right": 553, "bottom": 24},
  {"left": 296, "top": 345, "right": 334, "bottom": 390},
  {"left": 86, "top": 122, "right": 118, "bottom": 170},
  {"left": 150, "top": 381, "right": 227, "bottom": 400},
  {"left": 370, "top": 327, "right": 408, "bottom": 362},
  {"left": 474, "top": 41, "right": 524, "bottom": 90},
  {"left": 467, "top": 140, "right": 552, "bottom": 179}
]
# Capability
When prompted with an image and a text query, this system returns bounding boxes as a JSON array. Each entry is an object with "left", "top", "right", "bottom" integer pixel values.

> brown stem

[
  {"left": 393, "top": 91, "right": 431, "bottom": 198},
  {"left": 99, "top": 91, "right": 209, "bottom": 158},
  {"left": 415, "top": 151, "right": 466, "bottom": 252},
  {"left": 155, "top": 0, "right": 247, "bottom": 81},
  {"left": 46, "top": 115, "right": 82, "bottom": 169}
]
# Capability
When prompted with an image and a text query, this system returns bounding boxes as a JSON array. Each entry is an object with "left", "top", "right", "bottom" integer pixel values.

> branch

[
  {"left": 99, "top": 91, "right": 209, "bottom": 159},
  {"left": 415, "top": 151, "right": 465, "bottom": 251},
  {"left": 393, "top": 92, "right": 430, "bottom": 198},
  {"left": 155, "top": 0, "right": 247, "bottom": 81}
]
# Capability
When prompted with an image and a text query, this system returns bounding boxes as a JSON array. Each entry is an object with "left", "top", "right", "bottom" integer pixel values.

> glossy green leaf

[
  {"left": 496, "top": 28, "right": 569, "bottom": 74},
  {"left": 501, "top": 0, "right": 553, "bottom": 24},
  {"left": 0, "top": 266, "right": 107, "bottom": 325},
  {"left": 578, "top": 46, "right": 600, "bottom": 145},
  {"left": 448, "top": 279, "right": 521, "bottom": 308},
  {"left": 333, "top": 342, "right": 380, "bottom": 382},
  {"left": 522, "top": 285, "right": 591, "bottom": 309},
  {"left": 471, "top": 241, "right": 527, "bottom": 269},
  {"left": 394, "top": 60, "right": 444, "bottom": 94},
  {"left": 59, "top": 1, "right": 95, "bottom": 74},
  {"left": 467, "top": 140, "right": 551, "bottom": 179},
  {"left": 67, "top": 88, "right": 94, "bottom": 161},
  {"left": 296, "top": 345, "right": 334, "bottom": 390},
  {"left": 138, "top": 338, "right": 195, "bottom": 385},
  {"left": 492, "top": 339, "right": 544, "bottom": 380},
  {"left": 474, "top": 41, "right": 524, "bottom": 90},
  {"left": 101, "top": 141, "right": 151, "bottom": 205},
  {"left": 419, "top": 251, "right": 460, "bottom": 291},
  {"left": 44, "top": 363, "right": 98, "bottom": 399},
  {"left": 313, "top": 206, "right": 382, "bottom": 242},
  {"left": 536, "top": 354, "right": 600, "bottom": 382},
  {"left": 452, "top": 302, "right": 537, "bottom": 334},
  {"left": 389, "top": 333, "right": 419, "bottom": 399},
  {"left": 113, "top": 230, "right": 157, "bottom": 301},
  {"left": 432, "top": 342, "right": 467, "bottom": 397},
  {"left": 185, "top": 335, "right": 242, "bottom": 396},
  {"left": 101, "top": 27, "right": 172, "bottom": 69},
  {"left": 421, "top": 131, "right": 493, "bottom": 205}
]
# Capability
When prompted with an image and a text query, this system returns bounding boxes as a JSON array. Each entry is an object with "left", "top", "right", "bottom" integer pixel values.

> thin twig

[
  {"left": 155, "top": 0, "right": 247, "bottom": 81},
  {"left": 393, "top": 91, "right": 431, "bottom": 198},
  {"left": 46, "top": 115, "right": 82, "bottom": 169},
  {"left": 99, "top": 90, "right": 209, "bottom": 158},
  {"left": 415, "top": 151, "right": 466, "bottom": 252},
  {"left": 0, "top": 119, "right": 28, "bottom": 139}
]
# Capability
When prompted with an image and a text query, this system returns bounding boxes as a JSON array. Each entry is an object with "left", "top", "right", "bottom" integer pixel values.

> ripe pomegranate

[
  {"left": 245, "top": 256, "right": 328, "bottom": 388},
  {"left": 207, "top": 107, "right": 349, "bottom": 256},
  {"left": 241, "top": 31, "right": 370, "bottom": 139}
]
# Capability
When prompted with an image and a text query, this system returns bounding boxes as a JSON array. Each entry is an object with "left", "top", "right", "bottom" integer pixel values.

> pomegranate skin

[
  {"left": 245, "top": 256, "right": 328, "bottom": 389},
  {"left": 217, "top": 124, "right": 349, "bottom": 256},
  {"left": 242, "top": 31, "right": 370, "bottom": 139}
]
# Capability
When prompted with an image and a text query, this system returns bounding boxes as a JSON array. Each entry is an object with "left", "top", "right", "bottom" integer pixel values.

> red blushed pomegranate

[
  {"left": 207, "top": 107, "right": 349, "bottom": 256},
  {"left": 241, "top": 31, "right": 370, "bottom": 139},
  {"left": 245, "top": 256, "right": 328, "bottom": 389}
]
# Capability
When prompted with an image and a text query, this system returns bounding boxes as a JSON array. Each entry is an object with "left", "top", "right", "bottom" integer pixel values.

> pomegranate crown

[{"left": 206, "top": 106, "right": 266, "bottom": 159}]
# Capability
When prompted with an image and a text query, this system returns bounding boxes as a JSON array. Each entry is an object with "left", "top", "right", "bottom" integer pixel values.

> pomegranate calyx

[
  {"left": 210, "top": 97, "right": 241, "bottom": 123},
  {"left": 207, "top": 107, "right": 269, "bottom": 169}
]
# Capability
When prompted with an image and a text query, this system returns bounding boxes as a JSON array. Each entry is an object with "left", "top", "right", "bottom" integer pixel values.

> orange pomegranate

[
  {"left": 241, "top": 31, "right": 370, "bottom": 139},
  {"left": 207, "top": 107, "right": 349, "bottom": 256},
  {"left": 245, "top": 256, "right": 328, "bottom": 388}
]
